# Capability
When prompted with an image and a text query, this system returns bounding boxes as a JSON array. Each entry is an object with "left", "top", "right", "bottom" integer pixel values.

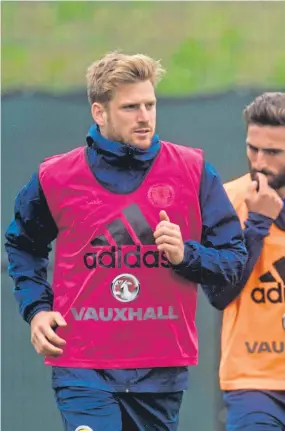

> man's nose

[
  {"left": 137, "top": 106, "right": 149, "bottom": 122},
  {"left": 253, "top": 150, "right": 267, "bottom": 172}
]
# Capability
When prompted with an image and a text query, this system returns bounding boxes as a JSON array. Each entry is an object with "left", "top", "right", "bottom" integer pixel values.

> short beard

[
  {"left": 104, "top": 118, "right": 125, "bottom": 144},
  {"left": 249, "top": 162, "right": 285, "bottom": 190}
]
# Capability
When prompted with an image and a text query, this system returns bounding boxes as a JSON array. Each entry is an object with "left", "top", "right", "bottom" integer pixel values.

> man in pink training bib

[{"left": 5, "top": 51, "right": 247, "bottom": 431}]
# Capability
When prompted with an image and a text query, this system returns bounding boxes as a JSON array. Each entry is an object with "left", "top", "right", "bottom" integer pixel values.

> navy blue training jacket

[{"left": 5, "top": 125, "right": 250, "bottom": 392}]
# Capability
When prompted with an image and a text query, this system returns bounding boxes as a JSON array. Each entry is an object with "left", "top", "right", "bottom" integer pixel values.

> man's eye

[
  {"left": 266, "top": 149, "right": 280, "bottom": 156},
  {"left": 248, "top": 145, "right": 258, "bottom": 152}
]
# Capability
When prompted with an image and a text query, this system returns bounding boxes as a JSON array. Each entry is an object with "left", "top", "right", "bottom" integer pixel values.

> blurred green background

[{"left": 2, "top": 1, "right": 285, "bottom": 95}]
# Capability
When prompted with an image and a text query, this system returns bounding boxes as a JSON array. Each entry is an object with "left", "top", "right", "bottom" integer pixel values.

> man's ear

[{"left": 91, "top": 103, "right": 107, "bottom": 127}]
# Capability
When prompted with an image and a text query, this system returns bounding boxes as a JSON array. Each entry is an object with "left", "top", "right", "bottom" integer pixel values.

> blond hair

[
  {"left": 243, "top": 92, "right": 285, "bottom": 127},
  {"left": 86, "top": 51, "right": 165, "bottom": 105}
]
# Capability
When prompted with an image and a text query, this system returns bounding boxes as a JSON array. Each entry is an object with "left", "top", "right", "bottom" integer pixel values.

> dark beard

[{"left": 249, "top": 163, "right": 285, "bottom": 190}]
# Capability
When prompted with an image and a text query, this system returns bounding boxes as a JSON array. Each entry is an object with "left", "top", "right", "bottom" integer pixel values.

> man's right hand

[
  {"left": 245, "top": 172, "right": 284, "bottom": 219},
  {"left": 30, "top": 311, "right": 67, "bottom": 357}
]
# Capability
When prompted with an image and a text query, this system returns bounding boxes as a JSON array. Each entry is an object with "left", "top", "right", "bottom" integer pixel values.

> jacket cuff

[
  {"left": 171, "top": 243, "right": 196, "bottom": 270},
  {"left": 246, "top": 212, "right": 274, "bottom": 237},
  {"left": 25, "top": 304, "right": 52, "bottom": 324}
]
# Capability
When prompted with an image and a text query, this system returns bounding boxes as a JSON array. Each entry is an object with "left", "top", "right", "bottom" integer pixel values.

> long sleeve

[
  {"left": 203, "top": 212, "right": 274, "bottom": 310},
  {"left": 5, "top": 173, "right": 58, "bottom": 323},
  {"left": 173, "top": 162, "right": 248, "bottom": 286}
]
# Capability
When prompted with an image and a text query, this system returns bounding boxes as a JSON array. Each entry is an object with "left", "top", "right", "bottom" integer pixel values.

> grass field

[{"left": 2, "top": 1, "right": 285, "bottom": 95}]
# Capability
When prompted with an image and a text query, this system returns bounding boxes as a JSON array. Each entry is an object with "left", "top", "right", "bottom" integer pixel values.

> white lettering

[{"left": 71, "top": 306, "right": 180, "bottom": 322}]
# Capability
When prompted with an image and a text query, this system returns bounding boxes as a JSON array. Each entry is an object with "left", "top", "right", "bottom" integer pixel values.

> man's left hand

[{"left": 153, "top": 210, "right": 184, "bottom": 265}]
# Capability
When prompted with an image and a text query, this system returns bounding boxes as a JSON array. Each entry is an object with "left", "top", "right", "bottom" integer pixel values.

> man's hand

[
  {"left": 245, "top": 173, "right": 283, "bottom": 220},
  {"left": 30, "top": 311, "right": 67, "bottom": 357},
  {"left": 153, "top": 210, "right": 184, "bottom": 265}
]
